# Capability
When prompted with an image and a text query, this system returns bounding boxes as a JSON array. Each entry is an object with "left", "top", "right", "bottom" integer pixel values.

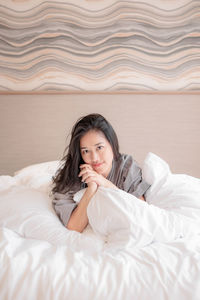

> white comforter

[{"left": 0, "top": 153, "right": 200, "bottom": 300}]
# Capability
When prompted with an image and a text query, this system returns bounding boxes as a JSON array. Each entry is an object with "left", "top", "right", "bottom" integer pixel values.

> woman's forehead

[{"left": 80, "top": 130, "right": 107, "bottom": 147}]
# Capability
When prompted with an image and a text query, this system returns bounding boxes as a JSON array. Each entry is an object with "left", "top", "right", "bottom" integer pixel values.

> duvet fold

[{"left": 87, "top": 187, "right": 200, "bottom": 250}]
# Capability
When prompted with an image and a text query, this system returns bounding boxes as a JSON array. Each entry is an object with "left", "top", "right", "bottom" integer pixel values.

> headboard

[{"left": 0, "top": 93, "right": 199, "bottom": 177}]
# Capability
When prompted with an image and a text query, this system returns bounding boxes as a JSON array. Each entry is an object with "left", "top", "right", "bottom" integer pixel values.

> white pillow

[
  {"left": 142, "top": 152, "right": 200, "bottom": 221},
  {"left": 14, "top": 160, "right": 61, "bottom": 177},
  {"left": 0, "top": 175, "right": 18, "bottom": 191},
  {"left": 0, "top": 185, "right": 62, "bottom": 237},
  {"left": 14, "top": 160, "right": 61, "bottom": 193},
  {"left": 0, "top": 184, "right": 103, "bottom": 253}
]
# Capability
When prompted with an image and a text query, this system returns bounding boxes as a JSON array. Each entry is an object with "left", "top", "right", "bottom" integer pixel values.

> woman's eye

[
  {"left": 82, "top": 149, "right": 89, "bottom": 154},
  {"left": 97, "top": 146, "right": 103, "bottom": 150}
]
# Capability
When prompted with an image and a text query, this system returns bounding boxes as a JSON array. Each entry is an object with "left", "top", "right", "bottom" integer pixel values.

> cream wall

[{"left": 0, "top": 94, "right": 200, "bottom": 177}]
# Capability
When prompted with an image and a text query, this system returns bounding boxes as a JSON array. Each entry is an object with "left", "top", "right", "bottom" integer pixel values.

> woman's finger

[
  {"left": 79, "top": 167, "right": 98, "bottom": 178},
  {"left": 79, "top": 168, "right": 92, "bottom": 177},
  {"left": 81, "top": 170, "right": 95, "bottom": 182}
]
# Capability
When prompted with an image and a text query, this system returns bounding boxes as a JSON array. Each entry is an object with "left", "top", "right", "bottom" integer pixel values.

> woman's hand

[{"left": 79, "top": 164, "right": 117, "bottom": 189}]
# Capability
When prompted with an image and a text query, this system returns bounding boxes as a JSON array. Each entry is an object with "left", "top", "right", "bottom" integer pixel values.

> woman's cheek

[
  {"left": 84, "top": 157, "right": 90, "bottom": 164},
  {"left": 81, "top": 154, "right": 87, "bottom": 163},
  {"left": 82, "top": 157, "right": 92, "bottom": 166}
]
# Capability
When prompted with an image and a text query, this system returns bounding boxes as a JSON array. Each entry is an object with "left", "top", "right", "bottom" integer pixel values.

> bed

[{"left": 0, "top": 152, "right": 200, "bottom": 300}]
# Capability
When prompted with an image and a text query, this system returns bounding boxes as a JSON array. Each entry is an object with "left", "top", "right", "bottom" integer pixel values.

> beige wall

[{"left": 0, "top": 94, "right": 200, "bottom": 177}]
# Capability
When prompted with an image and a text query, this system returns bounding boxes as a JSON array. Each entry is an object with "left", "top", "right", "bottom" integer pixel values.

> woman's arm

[
  {"left": 52, "top": 191, "right": 78, "bottom": 227},
  {"left": 66, "top": 182, "right": 97, "bottom": 233}
]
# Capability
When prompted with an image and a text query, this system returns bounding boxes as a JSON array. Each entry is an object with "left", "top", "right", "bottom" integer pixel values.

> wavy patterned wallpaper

[{"left": 0, "top": 0, "right": 200, "bottom": 92}]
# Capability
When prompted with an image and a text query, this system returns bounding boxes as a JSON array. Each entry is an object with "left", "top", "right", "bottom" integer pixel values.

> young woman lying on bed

[{"left": 52, "top": 113, "right": 151, "bottom": 233}]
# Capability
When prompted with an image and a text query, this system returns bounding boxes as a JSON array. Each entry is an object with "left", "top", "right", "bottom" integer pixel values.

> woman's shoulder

[
  {"left": 118, "top": 153, "right": 139, "bottom": 168},
  {"left": 116, "top": 153, "right": 141, "bottom": 180}
]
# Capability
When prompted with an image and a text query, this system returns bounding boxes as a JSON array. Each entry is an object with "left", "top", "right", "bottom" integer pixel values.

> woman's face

[{"left": 80, "top": 129, "right": 114, "bottom": 177}]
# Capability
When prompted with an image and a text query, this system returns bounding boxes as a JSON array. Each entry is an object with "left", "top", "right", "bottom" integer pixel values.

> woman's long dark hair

[{"left": 52, "top": 113, "right": 120, "bottom": 194}]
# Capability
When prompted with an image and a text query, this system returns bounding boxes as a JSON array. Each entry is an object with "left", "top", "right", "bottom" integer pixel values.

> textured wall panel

[{"left": 0, "top": 0, "right": 200, "bottom": 92}]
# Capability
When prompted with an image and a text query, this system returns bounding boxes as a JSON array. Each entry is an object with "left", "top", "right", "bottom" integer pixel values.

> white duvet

[{"left": 0, "top": 152, "right": 200, "bottom": 300}]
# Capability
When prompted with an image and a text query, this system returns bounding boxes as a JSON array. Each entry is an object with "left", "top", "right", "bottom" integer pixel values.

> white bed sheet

[{"left": 0, "top": 152, "right": 200, "bottom": 300}]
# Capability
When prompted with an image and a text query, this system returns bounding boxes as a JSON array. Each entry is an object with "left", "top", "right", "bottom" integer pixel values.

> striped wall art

[{"left": 0, "top": 0, "right": 200, "bottom": 92}]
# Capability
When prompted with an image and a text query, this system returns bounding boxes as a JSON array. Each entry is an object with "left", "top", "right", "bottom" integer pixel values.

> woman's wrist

[
  {"left": 86, "top": 182, "right": 98, "bottom": 193},
  {"left": 104, "top": 178, "right": 117, "bottom": 189}
]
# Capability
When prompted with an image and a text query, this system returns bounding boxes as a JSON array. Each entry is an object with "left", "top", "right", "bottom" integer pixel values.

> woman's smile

[{"left": 92, "top": 162, "right": 103, "bottom": 168}]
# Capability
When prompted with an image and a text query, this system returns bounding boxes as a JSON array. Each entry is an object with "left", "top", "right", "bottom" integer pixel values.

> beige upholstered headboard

[{"left": 0, "top": 93, "right": 199, "bottom": 177}]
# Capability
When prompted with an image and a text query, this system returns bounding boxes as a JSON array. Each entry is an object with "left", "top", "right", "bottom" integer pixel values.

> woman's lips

[{"left": 92, "top": 163, "right": 103, "bottom": 168}]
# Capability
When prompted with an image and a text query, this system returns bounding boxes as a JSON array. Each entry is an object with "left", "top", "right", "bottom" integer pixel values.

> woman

[{"left": 52, "top": 113, "right": 150, "bottom": 233}]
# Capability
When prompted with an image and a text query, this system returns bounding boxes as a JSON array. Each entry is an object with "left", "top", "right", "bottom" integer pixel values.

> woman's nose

[{"left": 91, "top": 151, "right": 99, "bottom": 162}]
